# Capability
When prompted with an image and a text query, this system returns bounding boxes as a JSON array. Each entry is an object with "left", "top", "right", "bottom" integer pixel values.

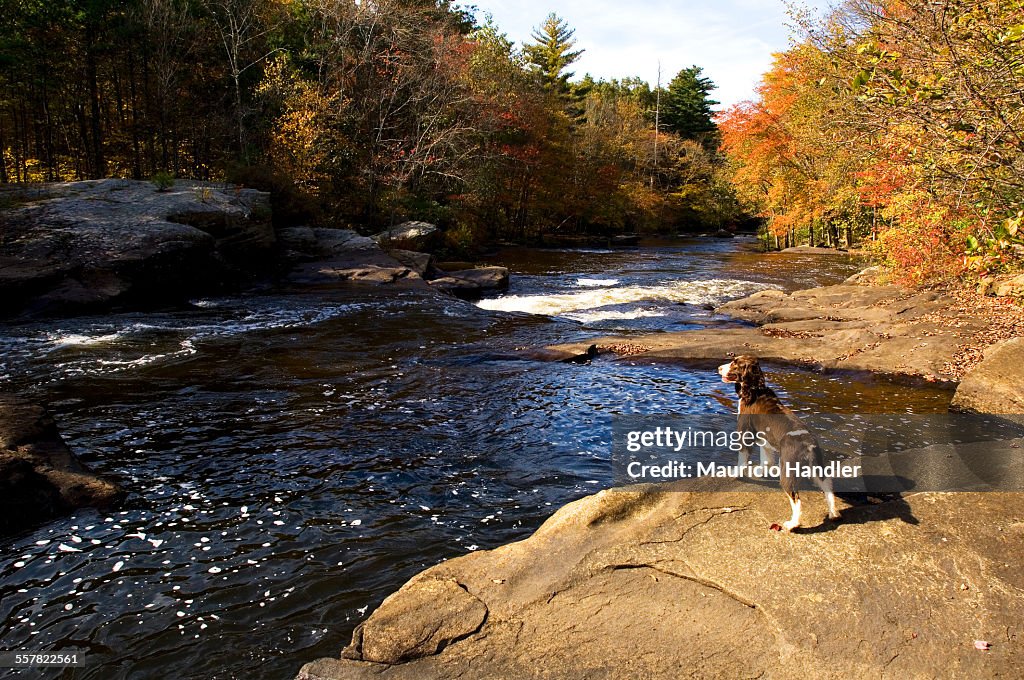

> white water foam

[
  {"left": 575, "top": 278, "right": 619, "bottom": 287},
  {"left": 476, "top": 278, "right": 774, "bottom": 318},
  {"left": 46, "top": 332, "right": 124, "bottom": 349},
  {"left": 564, "top": 309, "right": 665, "bottom": 324},
  {"left": 24, "top": 302, "right": 370, "bottom": 380}
]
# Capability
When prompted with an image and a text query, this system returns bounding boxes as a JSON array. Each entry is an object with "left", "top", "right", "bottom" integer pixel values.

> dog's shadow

[{"left": 795, "top": 491, "right": 920, "bottom": 534}]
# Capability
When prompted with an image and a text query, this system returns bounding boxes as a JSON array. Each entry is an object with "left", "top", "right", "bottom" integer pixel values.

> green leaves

[{"left": 523, "top": 13, "right": 583, "bottom": 96}]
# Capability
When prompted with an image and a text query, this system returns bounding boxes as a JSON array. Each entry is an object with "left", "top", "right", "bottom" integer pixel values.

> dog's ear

[{"left": 734, "top": 356, "right": 766, "bottom": 402}]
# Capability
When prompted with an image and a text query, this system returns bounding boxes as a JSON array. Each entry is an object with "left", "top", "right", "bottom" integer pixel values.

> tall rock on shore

[
  {"left": 952, "top": 337, "right": 1024, "bottom": 414},
  {"left": 0, "top": 395, "right": 122, "bottom": 536}
]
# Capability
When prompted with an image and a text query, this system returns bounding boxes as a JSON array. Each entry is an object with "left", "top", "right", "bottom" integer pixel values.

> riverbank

[{"left": 298, "top": 487, "right": 1024, "bottom": 679}]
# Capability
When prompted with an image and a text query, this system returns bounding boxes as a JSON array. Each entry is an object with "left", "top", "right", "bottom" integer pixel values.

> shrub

[{"left": 151, "top": 171, "right": 176, "bottom": 192}]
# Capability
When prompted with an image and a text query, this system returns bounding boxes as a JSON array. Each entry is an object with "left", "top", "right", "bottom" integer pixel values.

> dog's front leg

[{"left": 737, "top": 439, "right": 754, "bottom": 467}]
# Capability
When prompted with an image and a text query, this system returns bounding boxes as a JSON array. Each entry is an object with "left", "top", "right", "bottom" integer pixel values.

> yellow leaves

[{"left": 1004, "top": 25, "right": 1024, "bottom": 42}]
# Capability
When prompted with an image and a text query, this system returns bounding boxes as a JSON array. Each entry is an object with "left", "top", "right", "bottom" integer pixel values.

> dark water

[{"left": 0, "top": 237, "right": 952, "bottom": 679}]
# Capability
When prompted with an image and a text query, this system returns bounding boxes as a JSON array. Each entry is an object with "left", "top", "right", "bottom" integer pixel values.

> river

[{"left": 0, "top": 237, "right": 953, "bottom": 679}]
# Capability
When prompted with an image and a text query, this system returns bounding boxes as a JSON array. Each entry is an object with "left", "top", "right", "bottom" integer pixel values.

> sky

[{"left": 470, "top": 0, "right": 835, "bottom": 109}]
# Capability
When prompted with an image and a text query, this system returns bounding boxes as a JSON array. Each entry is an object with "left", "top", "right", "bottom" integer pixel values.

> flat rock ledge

[
  {"left": 0, "top": 395, "right": 123, "bottom": 536},
  {"left": 544, "top": 280, "right": 987, "bottom": 383},
  {"left": 298, "top": 488, "right": 1024, "bottom": 679}
]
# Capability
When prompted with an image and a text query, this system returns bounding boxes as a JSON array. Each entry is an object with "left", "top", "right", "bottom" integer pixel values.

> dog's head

[{"left": 718, "top": 355, "right": 767, "bottom": 401}]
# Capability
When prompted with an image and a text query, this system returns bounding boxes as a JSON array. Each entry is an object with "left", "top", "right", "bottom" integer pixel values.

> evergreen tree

[
  {"left": 662, "top": 66, "right": 718, "bottom": 143},
  {"left": 524, "top": 13, "right": 583, "bottom": 95}
]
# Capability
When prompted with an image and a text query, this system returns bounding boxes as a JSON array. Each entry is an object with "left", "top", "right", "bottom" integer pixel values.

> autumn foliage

[
  {"left": 719, "top": 0, "right": 1024, "bottom": 283},
  {"left": 1, "top": 1, "right": 736, "bottom": 251}
]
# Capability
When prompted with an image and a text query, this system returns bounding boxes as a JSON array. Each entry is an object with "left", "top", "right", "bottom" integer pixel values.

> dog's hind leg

[
  {"left": 782, "top": 492, "right": 802, "bottom": 531},
  {"left": 780, "top": 472, "right": 802, "bottom": 531},
  {"left": 817, "top": 476, "right": 840, "bottom": 520}
]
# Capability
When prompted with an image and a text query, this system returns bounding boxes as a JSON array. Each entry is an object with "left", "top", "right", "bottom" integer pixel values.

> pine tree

[
  {"left": 524, "top": 13, "right": 583, "bottom": 95},
  {"left": 662, "top": 66, "right": 718, "bottom": 143}
]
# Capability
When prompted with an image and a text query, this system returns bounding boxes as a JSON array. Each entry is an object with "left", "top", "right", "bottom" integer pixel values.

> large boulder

[
  {"left": 427, "top": 276, "right": 481, "bottom": 300},
  {"left": 387, "top": 249, "right": 435, "bottom": 278},
  {"left": 298, "top": 488, "right": 1024, "bottom": 679},
  {"left": 0, "top": 179, "right": 275, "bottom": 317},
  {"left": 371, "top": 221, "right": 440, "bottom": 251},
  {"left": 445, "top": 267, "right": 509, "bottom": 293},
  {"left": 0, "top": 395, "right": 123, "bottom": 536},
  {"left": 952, "top": 337, "right": 1024, "bottom": 414},
  {"left": 282, "top": 228, "right": 424, "bottom": 288}
]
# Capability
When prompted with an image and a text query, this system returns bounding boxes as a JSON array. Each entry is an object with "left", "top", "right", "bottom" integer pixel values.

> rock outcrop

[
  {"left": 426, "top": 266, "right": 510, "bottom": 300},
  {"left": 299, "top": 488, "right": 1024, "bottom": 679},
  {"left": 281, "top": 227, "right": 425, "bottom": 288},
  {"left": 545, "top": 280, "right": 983, "bottom": 382},
  {"left": 446, "top": 267, "right": 509, "bottom": 292},
  {"left": 371, "top": 221, "right": 441, "bottom": 251},
  {"left": 387, "top": 249, "right": 436, "bottom": 278},
  {"left": 951, "top": 337, "right": 1024, "bottom": 414},
  {"left": 0, "top": 179, "right": 275, "bottom": 317},
  {"left": 0, "top": 395, "right": 123, "bottom": 536},
  {"left": 994, "top": 273, "right": 1024, "bottom": 298}
]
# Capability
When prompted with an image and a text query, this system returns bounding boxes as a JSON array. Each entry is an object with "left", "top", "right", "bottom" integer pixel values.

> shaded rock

[
  {"left": 298, "top": 488, "right": 1024, "bottom": 679},
  {"left": 309, "top": 229, "right": 378, "bottom": 254},
  {"left": 561, "top": 344, "right": 598, "bottom": 364},
  {"left": 387, "top": 249, "right": 435, "bottom": 278},
  {"left": 277, "top": 226, "right": 320, "bottom": 255},
  {"left": 711, "top": 228, "right": 734, "bottom": 238},
  {"left": 610, "top": 234, "right": 640, "bottom": 246},
  {"left": 280, "top": 228, "right": 378, "bottom": 262},
  {"left": 0, "top": 179, "right": 274, "bottom": 317},
  {"left": 951, "top": 337, "right": 1024, "bottom": 413},
  {"left": 345, "top": 578, "right": 487, "bottom": 665},
  {"left": 371, "top": 222, "right": 440, "bottom": 251},
  {"left": 435, "top": 261, "right": 475, "bottom": 272},
  {"left": 0, "top": 395, "right": 123, "bottom": 536},
  {"left": 446, "top": 267, "right": 509, "bottom": 293},
  {"left": 283, "top": 228, "right": 428, "bottom": 290},
  {"left": 427, "top": 276, "right": 481, "bottom": 300},
  {"left": 994, "top": 273, "right": 1024, "bottom": 298}
]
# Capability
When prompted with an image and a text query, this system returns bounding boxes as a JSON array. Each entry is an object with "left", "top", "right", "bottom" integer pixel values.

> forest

[
  {"left": 0, "top": 0, "right": 732, "bottom": 253},
  {"left": 721, "top": 0, "right": 1024, "bottom": 282},
  {"left": 3, "top": 0, "right": 1024, "bottom": 282}
]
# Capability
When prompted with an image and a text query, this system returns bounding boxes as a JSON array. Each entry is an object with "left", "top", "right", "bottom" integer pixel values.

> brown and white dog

[{"left": 718, "top": 355, "right": 839, "bottom": 531}]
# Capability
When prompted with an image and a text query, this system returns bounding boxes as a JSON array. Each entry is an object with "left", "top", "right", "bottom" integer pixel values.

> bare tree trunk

[
  {"left": 0, "top": 113, "right": 8, "bottom": 184},
  {"left": 85, "top": 24, "right": 106, "bottom": 178}
]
